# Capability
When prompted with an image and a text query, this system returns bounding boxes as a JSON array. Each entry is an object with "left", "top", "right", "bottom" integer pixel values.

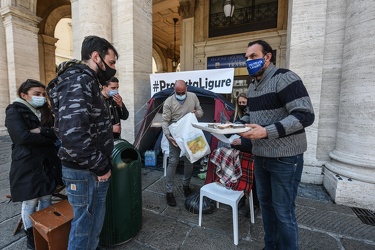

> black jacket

[
  {"left": 5, "top": 102, "right": 59, "bottom": 202},
  {"left": 104, "top": 97, "right": 129, "bottom": 139},
  {"left": 47, "top": 60, "right": 114, "bottom": 176}
]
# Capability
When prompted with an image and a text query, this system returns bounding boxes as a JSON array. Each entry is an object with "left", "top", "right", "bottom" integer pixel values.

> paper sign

[{"left": 149, "top": 68, "right": 234, "bottom": 97}]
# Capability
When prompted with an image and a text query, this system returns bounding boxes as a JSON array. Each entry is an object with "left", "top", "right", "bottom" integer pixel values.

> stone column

[
  {"left": 71, "top": 0, "right": 112, "bottom": 58},
  {"left": 70, "top": 0, "right": 80, "bottom": 59},
  {"left": 39, "top": 34, "right": 59, "bottom": 84},
  {"left": 178, "top": 0, "right": 195, "bottom": 71},
  {"left": 115, "top": 0, "right": 152, "bottom": 142},
  {"left": 324, "top": 1, "right": 375, "bottom": 210},
  {"left": 286, "top": 0, "right": 328, "bottom": 183},
  {"left": 0, "top": 5, "right": 41, "bottom": 102},
  {"left": 0, "top": 12, "right": 9, "bottom": 135},
  {"left": 316, "top": 1, "right": 346, "bottom": 162},
  {"left": 180, "top": 18, "right": 194, "bottom": 71}
]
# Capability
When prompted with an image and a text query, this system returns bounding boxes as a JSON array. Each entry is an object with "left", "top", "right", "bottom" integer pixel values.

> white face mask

[
  {"left": 175, "top": 93, "right": 187, "bottom": 101},
  {"left": 28, "top": 96, "right": 46, "bottom": 108}
]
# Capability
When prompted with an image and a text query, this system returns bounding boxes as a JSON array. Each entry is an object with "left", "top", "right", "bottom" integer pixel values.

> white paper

[{"left": 211, "top": 133, "right": 240, "bottom": 143}]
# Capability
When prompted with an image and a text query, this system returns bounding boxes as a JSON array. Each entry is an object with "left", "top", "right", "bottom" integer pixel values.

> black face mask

[
  {"left": 96, "top": 54, "right": 116, "bottom": 82},
  {"left": 238, "top": 105, "right": 247, "bottom": 112}
]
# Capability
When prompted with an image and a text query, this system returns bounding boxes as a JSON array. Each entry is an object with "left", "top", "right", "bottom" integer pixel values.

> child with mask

[
  {"left": 5, "top": 79, "right": 61, "bottom": 249},
  {"left": 101, "top": 76, "right": 129, "bottom": 139}
]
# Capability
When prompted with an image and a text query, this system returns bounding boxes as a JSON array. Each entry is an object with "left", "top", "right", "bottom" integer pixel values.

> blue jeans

[
  {"left": 62, "top": 166, "right": 110, "bottom": 250},
  {"left": 22, "top": 195, "right": 52, "bottom": 229},
  {"left": 254, "top": 154, "right": 303, "bottom": 250}
]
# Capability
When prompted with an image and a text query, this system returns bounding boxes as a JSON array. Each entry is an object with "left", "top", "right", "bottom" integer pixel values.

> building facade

[{"left": 0, "top": 0, "right": 374, "bottom": 210}]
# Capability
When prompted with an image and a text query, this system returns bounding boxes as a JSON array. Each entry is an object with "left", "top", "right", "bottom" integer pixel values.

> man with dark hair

[
  {"left": 47, "top": 35, "right": 118, "bottom": 249},
  {"left": 101, "top": 76, "right": 129, "bottom": 138},
  {"left": 239, "top": 40, "right": 314, "bottom": 250}
]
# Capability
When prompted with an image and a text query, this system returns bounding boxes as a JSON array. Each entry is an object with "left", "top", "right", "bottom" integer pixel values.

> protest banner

[{"left": 149, "top": 68, "right": 234, "bottom": 97}]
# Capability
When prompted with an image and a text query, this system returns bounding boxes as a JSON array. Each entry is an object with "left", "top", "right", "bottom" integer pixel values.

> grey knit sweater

[
  {"left": 240, "top": 64, "right": 315, "bottom": 157},
  {"left": 162, "top": 92, "right": 204, "bottom": 137}
]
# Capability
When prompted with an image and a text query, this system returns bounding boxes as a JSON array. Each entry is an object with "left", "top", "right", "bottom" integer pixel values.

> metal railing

[{"left": 209, "top": 2, "right": 278, "bottom": 37}]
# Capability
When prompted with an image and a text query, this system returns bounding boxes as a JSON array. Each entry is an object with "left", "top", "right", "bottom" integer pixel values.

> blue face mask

[
  {"left": 246, "top": 58, "right": 265, "bottom": 76},
  {"left": 28, "top": 96, "right": 46, "bottom": 108},
  {"left": 108, "top": 90, "right": 118, "bottom": 97},
  {"left": 175, "top": 93, "right": 187, "bottom": 101}
]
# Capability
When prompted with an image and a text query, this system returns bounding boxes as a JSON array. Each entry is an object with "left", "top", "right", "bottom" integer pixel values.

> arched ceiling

[
  {"left": 152, "top": 0, "right": 181, "bottom": 55},
  {"left": 37, "top": 0, "right": 71, "bottom": 35},
  {"left": 36, "top": 0, "right": 181, "bottom": 58}
]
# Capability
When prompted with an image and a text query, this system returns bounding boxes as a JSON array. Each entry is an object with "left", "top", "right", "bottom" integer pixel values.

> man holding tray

[
  {"left": 239, "top": 40, "right": 315, "bottom": 250},
  {"left": 162, "top": 80, "right": 204, "bottom": 206}
]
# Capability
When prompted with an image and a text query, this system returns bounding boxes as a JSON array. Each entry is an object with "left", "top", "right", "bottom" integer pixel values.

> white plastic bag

[{"left": 169, "top": 112, "right": 211, "bottom": 163}]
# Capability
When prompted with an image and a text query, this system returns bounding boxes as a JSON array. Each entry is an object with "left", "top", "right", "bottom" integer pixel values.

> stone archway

[
  {"left": 38, "top": 4, "right": 71, "bottom": 84},
  {"left": 152, "top": 46, "right": 166, "bottom": 73}
]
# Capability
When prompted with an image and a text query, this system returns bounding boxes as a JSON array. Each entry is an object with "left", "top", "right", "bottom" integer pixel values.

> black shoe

[
  {"left": 183, "top": 185, "right": 193, "bottom": 197},
  {"left": 24, "top": 228, "right": 35, "bottom": 249},
  {"left": 166, "top": 192, "right": 176, "bottom": 206}
]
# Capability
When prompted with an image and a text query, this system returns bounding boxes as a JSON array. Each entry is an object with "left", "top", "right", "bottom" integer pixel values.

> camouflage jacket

[{"left": 47, "top": 60, "right": 114, "bottom": 176}]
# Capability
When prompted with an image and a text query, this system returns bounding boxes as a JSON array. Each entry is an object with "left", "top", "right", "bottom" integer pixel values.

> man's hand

[
  {"left": 240, "top": 124, "right": 267, "bottom": 140},
  {"left": 113, "top": 123, "right": 121, "bottom": 133},
  {"left": 191, "top": 110, "right": 197, "bottom": 117},
  {"left": 98, "top": 169, "right": 111, "bottom": 182},
  {"left": 112, "top": 93, "right": 123, "bottom": 107},
  {"left": 166, "top": 135, "right": 178, "bottom": 147},
  {"left": 231, "top": 138, "right": 242, "bottom": 146}
]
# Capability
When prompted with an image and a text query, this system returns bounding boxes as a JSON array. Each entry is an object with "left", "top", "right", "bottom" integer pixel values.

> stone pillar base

[
  {"left": 323, "top": 167, "right": 375, "bottom": 210},
  {"left": 301, "top": 165, "right": 323, "bottom": 185}
]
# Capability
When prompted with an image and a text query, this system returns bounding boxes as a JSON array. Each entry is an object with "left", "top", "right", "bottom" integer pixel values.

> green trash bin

[{"left": 99, "top": 139, "right": 142, "bottom": 246}]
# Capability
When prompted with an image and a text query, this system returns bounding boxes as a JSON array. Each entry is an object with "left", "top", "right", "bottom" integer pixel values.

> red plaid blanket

[
  {"left": 205, "top": 149, "right": 254, "bottom": 196},
  {"left": 210, "top": 148, "right": 242, "bottom": 187}
]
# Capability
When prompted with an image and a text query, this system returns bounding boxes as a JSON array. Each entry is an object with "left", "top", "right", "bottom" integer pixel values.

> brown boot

[
  {"left": 24, "top": 228, "right": 35, "bottom": 249},
  {"left": 166, "top": 192, "right": 176, "bottom": 206}
]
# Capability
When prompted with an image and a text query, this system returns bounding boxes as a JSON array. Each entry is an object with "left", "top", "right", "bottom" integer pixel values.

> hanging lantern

[
  {"left": 223, "top": 0, "right": 235, "bottom": 17},
  {"left": 172, "top": 18, "right": 178, "bottom": 68}
]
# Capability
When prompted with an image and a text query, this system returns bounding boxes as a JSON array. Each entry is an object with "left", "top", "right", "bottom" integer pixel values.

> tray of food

[{"left": 191, "top": 122, "right": 251, "bottom": 134}]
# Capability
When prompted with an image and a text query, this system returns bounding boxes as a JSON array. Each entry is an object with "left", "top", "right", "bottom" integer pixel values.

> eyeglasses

[{"left": 175, "top": 92, "right": 186, "bottom": 96}]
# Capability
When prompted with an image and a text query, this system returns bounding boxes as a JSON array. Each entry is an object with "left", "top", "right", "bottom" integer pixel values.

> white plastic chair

[
  {"left": 163, "top": 151, "right": 169, "bottom": 177},
  {"left": 161, "top": 134, "right": 170, "bottom": 176},
  {"left": 198, "top": 182, "right": 255, "bottom": 246}
]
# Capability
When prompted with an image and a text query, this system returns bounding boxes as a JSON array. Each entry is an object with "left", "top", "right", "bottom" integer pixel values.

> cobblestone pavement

[{"left": 0, "top": 135, "right": 374, "bottom": 250}]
